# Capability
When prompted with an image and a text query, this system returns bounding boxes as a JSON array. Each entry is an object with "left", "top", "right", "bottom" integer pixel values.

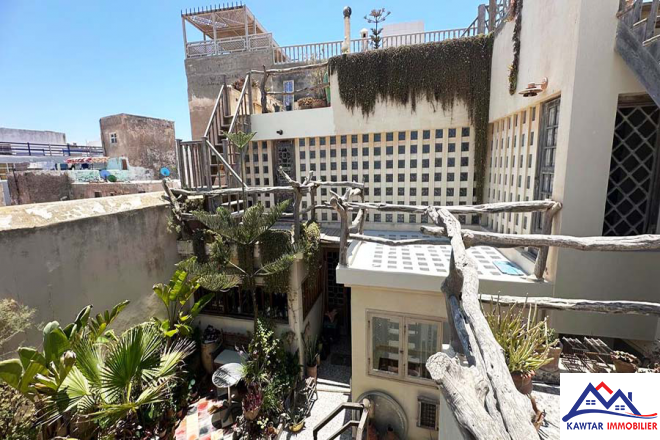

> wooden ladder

[{"left": 616, "top": 0, "right": 660, "bottom": 106}]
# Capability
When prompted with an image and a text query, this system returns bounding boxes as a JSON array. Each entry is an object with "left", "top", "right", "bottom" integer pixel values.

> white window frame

[
  {"left": 366, "top": 310, "right": 443, "bottom": 386},
  {"left": 110, "top": 133, "right": 118, "bottom": 144}
]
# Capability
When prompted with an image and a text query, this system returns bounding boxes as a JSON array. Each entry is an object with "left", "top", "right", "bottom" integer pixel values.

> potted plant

[
  {"left": 486, "top": 301, "right": 551, "bottom": 394},
  {"left": 612, "top": 351, "right": 639, "bottom": 373},
  {"left": 540, "top": 328, "right": 563, "bottom": 372},
  {"left": 298, "top": 97, "right": 326, "bottom": 110},
  {"left": 243, "top": 382, "right": 263, "bottom": 421},
  {"left": 304, "top": 334, "right": 321, "bottom": 380},
  {"left": 285, "top": 406, "right": 306, "bottom": 433}
]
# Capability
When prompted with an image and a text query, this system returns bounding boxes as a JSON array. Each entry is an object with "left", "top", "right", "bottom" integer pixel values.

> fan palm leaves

[{"left": 42, "top": 324, "right": 194, "bottom": 429}]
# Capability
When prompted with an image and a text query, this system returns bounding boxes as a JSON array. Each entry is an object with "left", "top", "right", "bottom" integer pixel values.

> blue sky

[{"left": 0, "top": 0, "right": 483, "bottom": 144}]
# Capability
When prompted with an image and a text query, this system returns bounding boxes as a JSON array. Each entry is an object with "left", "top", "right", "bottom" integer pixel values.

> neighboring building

[
  {"left": 100, "top": 113, "right": 177, "bottom": 178},
  {"left": 0, "top": 127, "right": 67, "bottom": 144}
]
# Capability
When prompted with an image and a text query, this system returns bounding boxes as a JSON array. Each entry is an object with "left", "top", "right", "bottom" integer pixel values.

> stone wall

[
  {"left": 100, "top": 114, "right": 176, "bottom": 178},
  {"left": 0, "top": 193, "right": 179, "bottom": 348},
  {"left": 7, "top": 171, "right": 72, "bottom": 205},
  {"left": 4, "top": 170, "right": 176, "bottom": 205}
]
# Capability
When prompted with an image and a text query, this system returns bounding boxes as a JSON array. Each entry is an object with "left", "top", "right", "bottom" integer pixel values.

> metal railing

[
  {"left": 186, "top": 33, "right": 273, "bottom": 58},
  {"left": 0, "top": 141, "right": 104, "bottom": 158},
  {"left": 184, "top": 2, "right": 511, "bottom": 63}
]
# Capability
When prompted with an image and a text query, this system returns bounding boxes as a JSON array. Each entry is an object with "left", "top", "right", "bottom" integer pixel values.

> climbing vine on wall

[
  {"left": 328, "top": 35, "right": 494, "bottom": 203},
  {"left": 509, "top": 0, "right": 523, "bottom": 95}
]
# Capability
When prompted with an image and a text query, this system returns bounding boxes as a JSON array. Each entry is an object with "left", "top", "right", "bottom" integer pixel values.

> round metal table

[{"left": 212, "top": 362, "right": 244, "bottom": 399}]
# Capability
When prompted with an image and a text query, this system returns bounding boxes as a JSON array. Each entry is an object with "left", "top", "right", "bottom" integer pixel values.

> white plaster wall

[
  {"left": 251, "top": 107, "right": 335, "bottom": 141},
  {"left": 350, "top": 285, "right": 456, "bottom": 440},
  {"left": 330, "top": 73, "right": 470, "bottom": 135},
  {"left": 550, "top": 0, "right": 660, "bottom": 340},
  {"left": 0, "top": 194, "right": 179, "bottom": 348},
  {"left": 489, "top": 0, "right": 660, "bottom": 340}
]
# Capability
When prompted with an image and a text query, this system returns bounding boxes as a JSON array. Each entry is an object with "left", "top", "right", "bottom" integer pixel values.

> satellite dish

[
  {"left": 160, "top": 167, "right": 171, "bottom": 177},
  {"left": 99, "top": 170, "right": 110, "bottom": 179}
]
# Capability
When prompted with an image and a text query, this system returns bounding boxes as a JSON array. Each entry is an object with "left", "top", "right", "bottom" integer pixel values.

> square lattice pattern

[
  {"left": 363, "top": 231, "right": 525, "bottom": 280},
  {"left": 603, "top": 105, "right": 660, "bottom": 236}
]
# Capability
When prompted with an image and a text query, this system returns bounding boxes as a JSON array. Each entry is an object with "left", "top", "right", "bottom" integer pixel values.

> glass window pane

[
  {"left": 372, "top": 316, "right": 400, "bottom": 374},
  {"left": 407, "top": 321, "right": 439, "bottom": 380}
]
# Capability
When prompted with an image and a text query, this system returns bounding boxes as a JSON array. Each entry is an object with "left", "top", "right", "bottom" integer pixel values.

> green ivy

[
  {"left": 509, "top": 0, "right": 523, "bottom": 95},
  {"left": 328, "top": 36, "right": 494, "bottom": 202}
]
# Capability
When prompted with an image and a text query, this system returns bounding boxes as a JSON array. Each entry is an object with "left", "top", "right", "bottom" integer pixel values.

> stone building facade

[{"left": 100, "top": 114, "right": 177, "bottom": 178}]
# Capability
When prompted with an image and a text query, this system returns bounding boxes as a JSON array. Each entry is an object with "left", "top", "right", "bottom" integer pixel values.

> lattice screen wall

[
  {"left": 485, "top": 103, "right": 542, "bottom": 234},
  {"left": 245, "top": 127, "right": 478, "bottom": 226},
  {"left": 295, "top": 129, "right": 478, "bottom": 225},
  {"left": 603, "top": 104, "right": 660, "bottom": 236}
]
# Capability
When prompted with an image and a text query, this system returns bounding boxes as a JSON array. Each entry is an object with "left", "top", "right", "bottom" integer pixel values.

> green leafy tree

[
  {"left": 364, "top": 8, "right": 391, "bottom": 49},
  {"left": 152, "top": 269, "right": 216, "bottom": 339},
  {"left": 0, "top": 299, "right": 36, "bottom": 356},
  {"left": 181, "top": 201, "right": 298, "bottom": 330}
]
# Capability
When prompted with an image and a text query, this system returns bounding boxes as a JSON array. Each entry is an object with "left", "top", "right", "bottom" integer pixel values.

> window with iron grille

[
  {"left": 417, "top": 397, "right": 439, "bottom": 430},
  {"left": 533, "top": 97, "right": 560, "bottom": 233},
  {"left": 603, "top": 101, "right": 660, "bottom": 236}
]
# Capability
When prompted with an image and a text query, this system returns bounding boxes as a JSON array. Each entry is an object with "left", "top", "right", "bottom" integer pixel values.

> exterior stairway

[
  {"left": 616, "top": 0, "right": 660, "bottom": 106},
  {"left": 176, "top": 74, "right": 254, "bottom": 213}
]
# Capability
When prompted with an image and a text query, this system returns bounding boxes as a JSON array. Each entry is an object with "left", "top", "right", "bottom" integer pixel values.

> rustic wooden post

[
  {"left": 477, "top": 4, "right": 487, "bottom": 34},
  {"left": 488, "top": 0, "right": 497, "bottom": 31},
  {"left": 426, "top": 206, "right": 538, "bottom": 440},
  {"left": 533, "top": 202, "right": 562, "bottom": 280},
  {"left": 330, "top": 193, "right": 349, "bottom": 266},
  {"left": 247, "top": 72, "right": 254, "bottom": 115}
]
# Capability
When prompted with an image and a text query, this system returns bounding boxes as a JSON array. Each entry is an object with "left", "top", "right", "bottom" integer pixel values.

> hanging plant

[
  {"left": 509, "top": 0, "right": 523, "bottom": 95},
  {"left": 328, "top": 35, "right": 494, "bottom": 202}
]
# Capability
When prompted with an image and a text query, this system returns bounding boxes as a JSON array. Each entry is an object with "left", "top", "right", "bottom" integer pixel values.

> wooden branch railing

[{"left": 479, "top": 294, "right": 660, "bottom": 317}]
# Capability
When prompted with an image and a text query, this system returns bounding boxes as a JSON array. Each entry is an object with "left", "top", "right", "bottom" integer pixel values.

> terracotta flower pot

[
  {"left": 306, "top": 364, "right": 318, "bottom": 380},
  {"left": 541, "top": 342, "right": 563, "bottom": 372},
  {"left": 511, "top": 372, "right": 533, "bottom": 394}
]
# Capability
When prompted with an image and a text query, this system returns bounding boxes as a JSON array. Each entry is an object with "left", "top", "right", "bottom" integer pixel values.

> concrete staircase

[{"left": 616, "top": 0, "right": 660, "bottom": 106}]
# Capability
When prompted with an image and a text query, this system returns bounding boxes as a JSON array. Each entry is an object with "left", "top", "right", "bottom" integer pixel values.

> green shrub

[{"left": 0, "top": 382, "right": 37, "bottom": 440}]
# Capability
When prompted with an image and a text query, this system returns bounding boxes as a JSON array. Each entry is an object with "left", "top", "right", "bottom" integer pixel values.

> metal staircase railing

[{"left": 313, "top": 399, "right": 370, "bottom": 440}]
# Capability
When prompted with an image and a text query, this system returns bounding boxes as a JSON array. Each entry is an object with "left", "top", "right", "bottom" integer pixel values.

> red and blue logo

[{"left": 561, "top": 380, "right": 658, "bottom": 431}]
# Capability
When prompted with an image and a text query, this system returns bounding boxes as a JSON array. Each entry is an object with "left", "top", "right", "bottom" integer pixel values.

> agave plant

[
  {"left": 42, "top": 323, "right": 194, "bottom": 432},
  {"left": 485, "top": 299, "right": 551, "bottom": 374}
]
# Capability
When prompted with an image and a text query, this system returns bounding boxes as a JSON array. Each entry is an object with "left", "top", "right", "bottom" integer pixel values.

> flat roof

[{"left": 337, "top": 230, "right": 554, "bottom": 296}]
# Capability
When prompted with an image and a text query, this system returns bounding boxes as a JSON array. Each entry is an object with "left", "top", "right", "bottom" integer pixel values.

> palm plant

[
  {"left": 182, "top": 200, "right": 298, "bottom": 330},
  {"left": 152, "top": 269, "right": 216, "bottom": 339},
  {"left": 42, "top": 323, "right": 194, "bottom": 435},
  {"left": 0, "top": 301, "right": 128, "bottom": 401}
]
